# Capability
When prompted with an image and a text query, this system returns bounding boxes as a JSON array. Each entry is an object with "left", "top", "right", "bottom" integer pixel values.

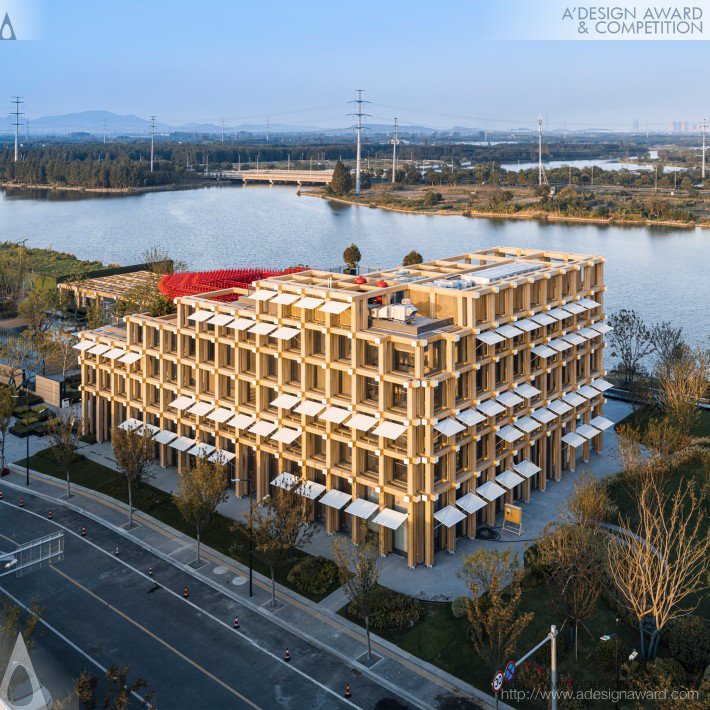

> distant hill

[{"left": 27, "top": 110, "right": 171, "bottom": 134}]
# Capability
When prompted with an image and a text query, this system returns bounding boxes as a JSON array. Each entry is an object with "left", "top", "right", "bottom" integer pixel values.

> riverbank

[{"left": 0, "top": 180, "right": 203, "bottom": 195}]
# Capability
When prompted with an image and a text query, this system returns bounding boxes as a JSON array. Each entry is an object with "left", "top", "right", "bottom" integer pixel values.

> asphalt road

[{"left": 0, "top": 491, "right": 415, "bottom": 710}]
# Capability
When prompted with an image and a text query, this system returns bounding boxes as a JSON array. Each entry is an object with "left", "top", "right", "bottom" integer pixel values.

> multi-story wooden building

[{"left": 76, "top": 246, "right": 613, "bottom": 568}]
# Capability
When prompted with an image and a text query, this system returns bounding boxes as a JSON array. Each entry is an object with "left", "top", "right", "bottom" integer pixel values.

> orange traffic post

[
  {"left": 233, "top": 616, "right": 239, "bottom": 629},
  {"left": 345, "top": 683, "right": 351, "bottom": 699},
  {"left": 19, "top": 498, "right": 24, "bottom": 508},
  {"left": 48, "top": 510, "right": 53, "bottom": 519},
  {"left": 183, "top": 586, "right": 189, "bottom": 598},
  {"left": 284, "top": 648, "right": 290, "bottom": 662},
  {"left": 81, "top": 527, "right": 86, "bottom": 536}
]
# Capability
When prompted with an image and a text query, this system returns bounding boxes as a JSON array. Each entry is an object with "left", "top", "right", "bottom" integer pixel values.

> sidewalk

[{"left": 0, "top": 465, "right": 501, "bottom": 710}]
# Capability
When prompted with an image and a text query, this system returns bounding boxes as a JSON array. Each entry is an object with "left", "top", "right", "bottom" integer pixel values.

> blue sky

[{"left": 1, "top": 0, "right": 707, "bottom": 129}]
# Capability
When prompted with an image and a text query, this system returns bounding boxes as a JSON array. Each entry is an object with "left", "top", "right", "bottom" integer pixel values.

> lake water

[
  {"left": 499, "top": 158, "right": 682, "bottom": 173},
  {"left": 0, "top": 184, "right": 707, "bottom": 344}
]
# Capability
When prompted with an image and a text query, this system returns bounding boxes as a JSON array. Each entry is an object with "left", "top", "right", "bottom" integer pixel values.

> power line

[
  {"left": 391, "top": 117, "right": 399, "bottom": 183},
  {"left": 11, "top": 96, "right": 24, "bottom": 162},
  {"left": 350, "top": 90, "right": 370, "bottom": 195},
  {"left": 702, "top": 118, "right": 708, "bottom": 179},
  {"left": 149, "top": 115, "right": 156, "bottom": 172}
]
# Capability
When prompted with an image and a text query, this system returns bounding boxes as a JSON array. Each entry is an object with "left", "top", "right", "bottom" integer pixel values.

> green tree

[
  {"left": 402, "top": 250, "right": 423, "bottom": 267},
  {"left": 46, "top": 411, "right": 80, "bottom": 499},
  {"left": 327, "top": 161, "right": 353, "bottom": 196},
  {"left": 343, "top": 243, "right": 362, "bottom": 273},
  {"left": 0, "top": 385, "right": 15, "bottom": 470}
]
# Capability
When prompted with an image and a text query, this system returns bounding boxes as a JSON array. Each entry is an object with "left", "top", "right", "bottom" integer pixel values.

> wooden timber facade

[{"left": 77, "top": 246, "right": 613, "bottom": 568}]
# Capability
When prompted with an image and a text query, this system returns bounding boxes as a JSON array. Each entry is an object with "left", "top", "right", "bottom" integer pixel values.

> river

[{"left": 0, "top": 184, "right": 707, "bottom": 344}]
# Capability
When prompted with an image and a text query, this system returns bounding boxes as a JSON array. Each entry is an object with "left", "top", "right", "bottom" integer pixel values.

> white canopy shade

[
  {"left": 496, "top": 469, "right": 525, "bottom": 489},
  {"left": 169, "top": 395, "right": 196, "bottom": 411},
  {"left": 562, "top": 302, "right": 586, "bottom": 315},
  {"left": 169, "top": 436, "right": 195, "bottom": 452},
  {"left": 457, "top": 408, "right": 486, "bottom": 427},
  {"left": 119, "top": 351, "right": 142, "bottom": 365},
  {"left": 590, "top": 322, "right": 612, "bottom": 334},
  {"left": 347, "top": 413, "right": 379, "bottom": 432},
  {"left": 319, "top": 489, "right": 351, "bottom": 510},
  {"left": 188, "top": 402, "right": 214, "bottom": 417},
  {"left": 475, "top": 480, "right": 507, "bottom": 501},
  {"left": 562, "top": 333, "right": 586, "bottom": 346},
  {"left": 208, "top": 313, "right": 234, "bottom": 327},
  {"left": 562, "top": 431, "right": 586, "bottom": 448},
  {"left": 548, "top": 308, "right": 574, "bottom": 320},
  {"left": 476, "top": 331, "right": 505, "bottom": 346},
  {"left": 271, "top": 427, "right": 301, "bottom": 445},
  {"left": 295, "top": 481, "right": 326, "bottom": 500},
  {"left": 531, "top": 407, "right": 557, "bottom": 424},
  {"left": 496, "top": 425, "right": 524, "bottom": 443},
  {"left": 477, "top": 399, "right": 506, "bottom": 418},
  {"left": 319, "top": 406, "right": 351, "bottom": 424},
  {"left": 516, "top": 383, "right": 541, "bottom": 399},
  {"left": 577, "top": 327, "right": 599, "bottom": 340},
  {"left": 495, "top": 324, "right": 524, "bottom": 339},
  {"left": 249, "top": 420, "right": 278, "bottom": 437},
  {"left": 562, "top": 392, "right": 586, "bottom": 408},
  {"left": 434, "top": 505, "right": 466, "bottom": 528},
  {"left": 372, "top": 508, "right": 408, "bottom": 530},
  {"left": 73, "top": 340, "right": 94, "bottom": 351},
  {"left": 548, "top": 339, "right": 573, "bottom": 352},
  {"left": 271, "top": 472, "right": 299, "bottom": 489},
  {"left": 318, "top": 301, "right": 351, "bottom": 315},
  {"left": 590, "top": 378, "right": 613, "bottom": 392},
  {"left": 271, "top": 326, "right": 301, "bottom": 341},
  {"left": 578, "top": 297, "right": 601, "bottom": 309},
  {"left": 206, "top": 407, "right": 234, "bottom": 424},
  {"left": 88, "top": 344, "right": 111, "bottom": 356},
  {"left": 456, "top": 492, "right": 487, "bottom": 515},
  {"left": 531, "top": 345, "right": 557, "bottom": 359},
  {"left": 118, "top": 418, "right": 142, "bottom": 431},
  {"left": 294, "top": 400, "right": 326, "bottom": 417},
  {"left": 293, "top": 296, "right": 324, "bottom": 310},
  {"left": 434, "top": 418, "right": 466, "bottom": 437},
  {"left": 189, "top": 442, "right": 216, "bottom": 457},
  {"left": 227, "top": 317, "right": 255, "bottom": 331},
  {"left": 530, "top": 313, "right": 556, "bottom": 326},
  {"left": 548, "top": 399, "right": 573, "bottom": 415},
  {"left": 250, "top": 289, "right": 278, "bottom": 302},
  {"left": 514, "top": 459, "right": 541, "bottom": 478},
  {"left": 577, "top": 385, "right": 602, "bottom": 399},
  {"left": 140, "top": 423, "right": 160, "bottom": 436},
  {"left": 208, "top": 450, "right": 236, "bottom": 463},
  {"left": 270, "top": 393, "right": 301, "bottom": 410},
  {"left": 590, "top": 415, "right": 614, "bottom": 431},
  {"left": 104, "top": 348, "right": 126, "bottom": 360},
  {"left": 345, "top": 498, "right": 378, "bottom": 519},
  {"left": 271, "top": 292, "right": 300, "bottom": 305},
  {"left": 372, "top": 421, "right": 407, "bottom": 440},
  {"left": 513, "top": 318, "right": 540, "bottom": 332},
  {"left": 249, "top": 322, "right": 278, "bottom": 336},
  {"left": 227, "top": 413, "right": 256, "bottom": 430},
  {"left": 515, "top": 416, "right": 540, "bottom": 433},
  {"left": 153, "top": 430, "right": 178, "bottom": 445},
  {"left": 575, "top": 423, "right": 601, "bottom": 440},
  {"left": 497, "top": 391, "right": 523, "bottom": 408},
  {"left": 188, "top": 309, "right": 213, "bottom": 322}
]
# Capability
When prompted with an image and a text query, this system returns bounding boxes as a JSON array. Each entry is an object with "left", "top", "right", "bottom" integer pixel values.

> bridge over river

[{"left": 205, "top": 169, "right": 334, "bottom": 185}]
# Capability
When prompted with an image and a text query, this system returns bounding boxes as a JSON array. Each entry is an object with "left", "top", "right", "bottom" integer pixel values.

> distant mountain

[{"left": 27, "top": 110, "right": 171, "bottom": 134}]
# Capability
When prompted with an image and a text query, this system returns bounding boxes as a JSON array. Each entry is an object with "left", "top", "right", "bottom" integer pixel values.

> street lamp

[{"left": 231, "top": 467, "right": 255, "bottom": 597}]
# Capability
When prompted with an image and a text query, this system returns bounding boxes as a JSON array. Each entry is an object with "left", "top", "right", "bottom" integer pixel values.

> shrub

[
  {"left": 622, "top": 657, "right": 687, "bottom": 694},
  {"left": 667, "top": 615, "right": 710, "bottom": 675},
  {"left": 451, "top": 595, "right": 469, "bottom": 619},
  {"left": 595, "top": 637, "right": 628, "bottom": 673},
  {"left": 348, "top": 587, "right": 424, "bottom": 630},
  {"left": 286, "top": 556, "right": 337, "bottom": 596}
]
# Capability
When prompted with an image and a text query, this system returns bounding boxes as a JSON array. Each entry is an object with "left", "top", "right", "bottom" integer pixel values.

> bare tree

[
  {"left": 173, "top": 455, "right": 228, "bottom": 563},
  {"left": 46, "top": 411, "right": 79, "bottom": 499},
  {"left": 103, "top": 665, "right": 154, "bottom": 710},
  {"left": 0, "top": 332, "right": 43, "bottom": 388},
  {"left": 0, "top": 385, "right": 15, "bottom": 470},
  {"left": 606, "top": 477, "right": 710, "bottom": 659},
  {"left": 333, "top": 522, "right": 380, "bottom": 661},
  {"left": 649, "top": 321, "right": 683, "bottom": 372},
  {"left": 244, "top": 482, "right": 314, "bottom": 608},
  {"left": 39, "top": 329, "right": 77, "bottom": 383},
  {"left": 18, "top": 287, "right": 58, "bottom": 338},
  {"left": 560, "top": 472, "right": 616, "bottom": 529},
  {"left": 110, "top": 425, "right": 156, "bottom": 528},
  {"left": 607, "top": 309, "right": 654, "bottom": 384}
]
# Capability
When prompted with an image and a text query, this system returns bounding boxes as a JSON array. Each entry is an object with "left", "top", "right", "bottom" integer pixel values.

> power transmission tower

[
  {"left": 221, "top": 118, "right": 225, "bottom": 143},
  {"left": 11, "top": 96, "right": 24, "bottom": 162},
  {"left": 702, "top": 118, "right": 708, "bottom": 179},
  {"left": 391, "top": 117, "right": 399, "bottom": 183},
  {"left": 149, "top": 115, "right": 156, "bottom": 172},
  {"left": 351, "top": 90, "right": 370, "bottom": 194},
  {"left": 537, "top": 115, "right": 548, "bottom": 187},
  {"left": 266, "top": 117, "right": 270, "bottom": 143},
  {"left": 103, "top": 119, "right": 107, "bottom": 144}
]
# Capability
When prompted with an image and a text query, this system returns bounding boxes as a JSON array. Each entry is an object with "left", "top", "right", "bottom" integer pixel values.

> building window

[
  {"left": 364, "top": 341, "right": 379, "bottom": 368},
  {"left": 363, "top": 376, "right": 379, "bottom": 404},
  {"left": 392, "top": 346, "right": 414, "bottom": 374},
  {"left": 424, "top": 341, "right": 442, "bottom": 374}
]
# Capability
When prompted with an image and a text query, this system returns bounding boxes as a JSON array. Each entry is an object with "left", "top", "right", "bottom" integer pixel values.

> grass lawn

[
  {"left": 614, "top": 407, "right": 710, "bottom": 439},
  {"left": 15, "top": 449, "right": 339, "bottom": 602}
]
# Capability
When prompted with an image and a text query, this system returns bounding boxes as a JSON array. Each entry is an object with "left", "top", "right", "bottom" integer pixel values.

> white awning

[
  {"left": 590, "top": 322, "right": 612, "bottom": 335},
  {"left": 188, "top": 402, "right": 214, "bottom": 417},
  {"left": 476, "top": 480, "right": 506, "bottom": 502},
  {"left": 562, "top": 302, "right": 586, "bottom": 315},
  {"left": 189, "top": 442, "right": 216, "bottom": 457},
  {"left": 496, "top": 469, "right": 525, "bottom": 489},
  {"left": 576, "top": 423, "right": 601, "bottom": 440},
  {"left": 372, "top": 508, "right": 408, "bottom": 530},
  {"left": 104, "top": 348, "right": 126, "bottom": 360},
  {"left": 271, "top": 472, "right": 299, "bottom": 489},
  {"left": 169, "top": 395, "right": 196, "bottom": 411},
  {"left": 434, "top": 418, "right": 466, "bottom": 437},
  {"left": 250, "top": 289, "right": 278, "bottom": 302},
  {"left": 548, "top": 308, "right": 574, "bottom": 320},
  {"left": 477, "top": 399, "right": 506, "bottom": 418},
  {"left": 249, "top": 322, "right": 277, "bottom": 336},
  {"left": 496, "top": 391, "right": 523, "bottom": 408},
  {"left": 515, "top": 383, "right": 541, "bottom": 399},
  {"left": 577, "top": 385, "right": 602, "bottom": 399},
  {"left": 118, "top": 351, "right": 142, "bottom": 364},
  {"left": 118, "top": 418, "right": 142, "bottom": 431},
  {"left": 590, "top": 378, "right": 613, "bottom": 393},
  {"left": 271, "top": 326, "right": 301, "bottom": 341},
  {"left": 457, "top": 408, "right": 486, "bottom": 427},
  {"left": 154, "top": 430, "right": 178, "bottom": 445},
  {"left": 295, "top": 481, "right": 326, "bottom": 500},
  {"left": 293, "top": 296, "right": 324, "bottom": 310},
  {"left": 249, "top": 420, "right": 278, "bottom": 437},
  {"left": 319, "top": 406, "right": 351, "bottom": 424},
  {"left": 88, "top": 343, "right": 111, "bottom": 356},
  {"left": 271, "top": 292, "right": 300, "bottom": 306},
  {"left": 496, "top": 425, "right": 524, "bottom": 443},
  {"left": 169, "top": 436, "right": 195, "bottom": 452},
  {"left": 590, "top": 415, "right": 614, "bottom": 431},
  {"left": 515, "top": 416, "right": 540, "bottom": 433},
  {"left": 227, "top": 413, "right": 256, "bottom": 430},
  {"left": 531, "top": 345, "right": 557, "bottom": 359},
  {"left": 139, "top": 423, "right": 160, "bottom": 436},
  {"left": 562, "top": 333, "right": 585, "bottom": 346},
  {"left": 531, "top": 313, "right": 556, "bottom": 326},
  {"left": 371, "top": 421, "right": 407, "bottom": 440},
  {"left": 319, "top": 489, "right": 351, "bottom": 510},
  {"left": 495, "top": 324, "right": 523, "bottom": 339},
  {"left": 73, "top": 340, "right": 95, "bottom": 351},
  {"left": 434, "top": 505, "right": 466, "bottom": 528},
  {"left": 270, "top": 393, "right": 301, "bottom": 410},
  {"left": 208, "top": 449, "right": 236, "bottom": 463},
  {"left": 578, "top": 297, "right": 601, "bottom": 309},
  {"left": 577, "top": 327, "right": 599, "bottom": 340},
  {"left": 562, "top": 431, "right": 586, "bottom": 448},
  {"left": 319, "top": 301, "right": 351, "bottom": 315},
  {"left": 514, "top": 459, "right": 541, "bottom": 478},
  {"left": 562, "top": 392, "right": 586, "bottom": 408},
  {"left": 347, "top": 413, "right": 379, "bottom": 432},
  {"left": 188, "top": 309, "right": 213, "bottom": 322},
  {"left": 294, "top": 400, "right": 326, "bottom": 417},
  {"left": 208, "top": 313, "right": 234, "bottom": 327},
  {"left": 548, "top": 399, "right": 573, "bottom": 415},
  {"left": 227, "top": 317, "right": 255, "bottom": 331},
  {"left": 514, "top": 318, "right": 540, "bottom": 332},
  {"left": 548, "top": 339, "right": 573, "bottom": 352},
  {"left": 345, "top": 498, "right": 378, "bottom": 519},
  {"left": 476, "top": 331, "right": 505, "bottom": 346},
  {"left": 531, "top": 407, "right": 557, "bottom": 424},
  {"left": 271, "top": 427, "right": 301, "bottom": 444},
  {"left": 206, "top": 407, "right": 234, "bottom": 424},
  {"left": 456, "top": 492, "right": 487, "bottom": 515}
]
